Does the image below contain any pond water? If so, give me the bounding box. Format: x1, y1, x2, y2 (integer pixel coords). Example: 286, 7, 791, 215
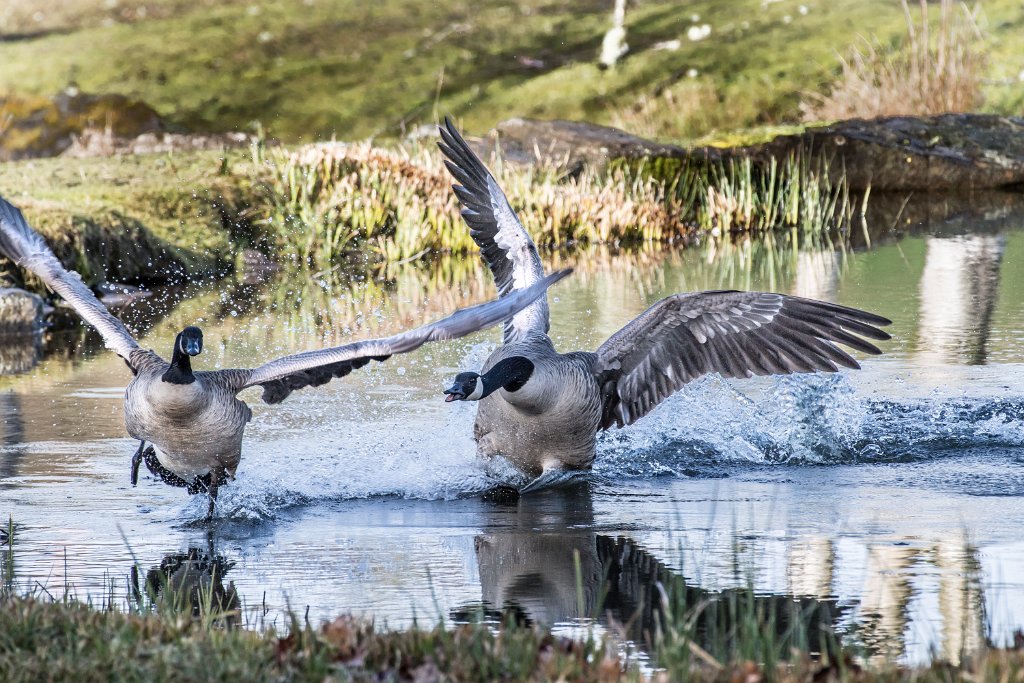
3, 199, 1024, 665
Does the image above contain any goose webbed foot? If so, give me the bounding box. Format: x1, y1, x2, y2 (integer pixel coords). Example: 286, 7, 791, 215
130, 440, 146, 486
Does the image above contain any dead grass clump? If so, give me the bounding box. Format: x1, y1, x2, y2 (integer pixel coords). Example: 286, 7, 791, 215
801, 0, 987, 121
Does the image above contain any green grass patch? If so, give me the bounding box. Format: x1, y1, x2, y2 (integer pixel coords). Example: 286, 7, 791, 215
0, 150, 257, 288
1, 0, 1021, 144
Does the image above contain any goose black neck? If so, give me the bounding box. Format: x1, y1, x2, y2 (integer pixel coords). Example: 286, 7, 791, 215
481, 356, 534, 398
162, 339, 196, 385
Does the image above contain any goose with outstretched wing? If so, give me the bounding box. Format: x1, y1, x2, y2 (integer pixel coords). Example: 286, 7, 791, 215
437, 118, 891, 483
0, 195, 570, 518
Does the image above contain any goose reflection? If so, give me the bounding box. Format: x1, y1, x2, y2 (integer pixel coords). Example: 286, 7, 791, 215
457, 487, 844, 655
130, 535, 240, 626
471, 488, 601, 624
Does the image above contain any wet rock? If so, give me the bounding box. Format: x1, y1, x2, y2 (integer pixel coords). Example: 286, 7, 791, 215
0, 287, 44, 334
0, 89, 163, 160
481, 117, 689, 173
718, 114, 1024, 191
0, 287, 44, 375
484, 115, 1024, 192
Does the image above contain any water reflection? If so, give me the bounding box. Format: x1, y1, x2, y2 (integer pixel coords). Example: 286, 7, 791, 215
470, 489, 601, 625
0, 390, 24, 483
856, 537, 985, 665
0, 333, 40, 375
130, 535, 241, 626
917, 234, 1006, 367
459, 488, 846, 659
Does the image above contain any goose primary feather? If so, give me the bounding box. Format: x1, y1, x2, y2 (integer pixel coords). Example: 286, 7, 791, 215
437, 118, 892, 481
0, 195, 570, 518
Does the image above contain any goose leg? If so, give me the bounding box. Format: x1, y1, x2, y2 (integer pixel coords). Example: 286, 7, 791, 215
130, 440, 146, 486
205, 467, 225, 522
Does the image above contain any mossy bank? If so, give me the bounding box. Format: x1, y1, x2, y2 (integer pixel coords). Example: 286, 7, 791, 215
0, 151, 254, 289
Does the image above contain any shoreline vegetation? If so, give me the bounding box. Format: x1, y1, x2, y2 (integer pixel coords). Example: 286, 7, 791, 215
0, 138, 862, 292
3, 570, 1024, 682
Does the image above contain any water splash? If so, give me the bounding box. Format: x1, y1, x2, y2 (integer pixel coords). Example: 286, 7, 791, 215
166, 368, 1024, 523
596, 374, 1024, 479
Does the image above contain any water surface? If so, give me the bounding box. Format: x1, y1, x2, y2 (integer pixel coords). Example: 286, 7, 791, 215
3, 203, 1024, 664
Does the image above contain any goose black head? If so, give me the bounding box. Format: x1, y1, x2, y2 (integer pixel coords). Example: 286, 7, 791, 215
444, 371, 482, 402
177, 326, 204, 357
163, 326, 204, 384
444, 357, 535, 403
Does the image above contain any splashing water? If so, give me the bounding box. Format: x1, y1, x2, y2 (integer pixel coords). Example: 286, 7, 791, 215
167, 368, 1024, 524
596, 372, 1024, 478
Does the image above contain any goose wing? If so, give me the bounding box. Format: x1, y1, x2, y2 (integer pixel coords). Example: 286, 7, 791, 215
438, 117, 549, 343
242, 269, 572, 404
593, 291, 891, 429
0, 196, 139, 361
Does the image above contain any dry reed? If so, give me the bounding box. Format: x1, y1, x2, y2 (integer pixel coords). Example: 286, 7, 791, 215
801, 0, 986, 121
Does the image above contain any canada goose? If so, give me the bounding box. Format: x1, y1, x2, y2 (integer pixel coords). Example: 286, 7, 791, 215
0, 195, 570, 518
437, 118, 891, 483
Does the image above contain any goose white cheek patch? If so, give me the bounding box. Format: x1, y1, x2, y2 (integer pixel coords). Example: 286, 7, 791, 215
467, 382, 485, 401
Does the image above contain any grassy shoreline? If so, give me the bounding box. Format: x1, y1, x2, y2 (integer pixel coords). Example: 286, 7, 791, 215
0, 138, 861, 291
3, 591, 1024, 682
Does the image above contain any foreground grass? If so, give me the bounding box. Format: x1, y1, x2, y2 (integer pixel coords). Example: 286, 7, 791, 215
0, 597, 631, 682
1, 0, 1022, 143
5, 594, 1024, 682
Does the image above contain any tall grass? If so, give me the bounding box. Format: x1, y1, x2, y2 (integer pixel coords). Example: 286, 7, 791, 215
251, 138, 861, 271
252, 139, 687, 270
801, 0, 987, 121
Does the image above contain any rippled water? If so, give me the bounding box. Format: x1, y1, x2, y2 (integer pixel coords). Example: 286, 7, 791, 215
3, 201, 1024, 664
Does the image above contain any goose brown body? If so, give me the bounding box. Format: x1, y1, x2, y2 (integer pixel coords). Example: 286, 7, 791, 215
474, 334, 601, 475
124, 350, 252, 482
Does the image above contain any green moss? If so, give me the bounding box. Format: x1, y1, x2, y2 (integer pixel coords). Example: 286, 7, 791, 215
0, 151, 256, 289
0, 92, 162, 159
0, 0, 1020, 144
